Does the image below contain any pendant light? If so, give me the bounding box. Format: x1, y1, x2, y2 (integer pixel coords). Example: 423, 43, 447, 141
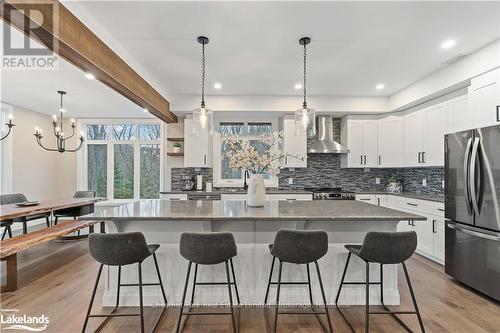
192, 36, 214, 135
295, 37, 315, 137
33, 91, 84, 153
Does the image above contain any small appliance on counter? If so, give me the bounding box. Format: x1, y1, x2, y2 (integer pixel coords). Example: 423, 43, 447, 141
196, 175, 203, 191
182, 175, 196, 191
206, 182, 213, 192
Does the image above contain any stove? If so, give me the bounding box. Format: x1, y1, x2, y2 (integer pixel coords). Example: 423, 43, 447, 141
305, 187, 356, 200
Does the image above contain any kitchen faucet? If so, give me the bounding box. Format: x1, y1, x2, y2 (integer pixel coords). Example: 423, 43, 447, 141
243, 170, 250, 190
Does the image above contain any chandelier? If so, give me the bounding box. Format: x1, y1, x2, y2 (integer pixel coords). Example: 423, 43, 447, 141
33, 91, 84, 153
0, 114, 15, 141
192, 36, 214, 135
295, 37, 316, 137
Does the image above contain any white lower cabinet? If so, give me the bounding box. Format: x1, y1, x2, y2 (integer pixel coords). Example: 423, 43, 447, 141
379, 195, 445, 264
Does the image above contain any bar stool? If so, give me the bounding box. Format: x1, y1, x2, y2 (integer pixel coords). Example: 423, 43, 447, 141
335, 231, 425, 333
82, 232, 167, 333
264, 229, 333, 333
176, 232, 240, 333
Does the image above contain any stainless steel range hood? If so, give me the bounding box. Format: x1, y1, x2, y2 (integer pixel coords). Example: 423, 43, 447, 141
308, 116, 349, 154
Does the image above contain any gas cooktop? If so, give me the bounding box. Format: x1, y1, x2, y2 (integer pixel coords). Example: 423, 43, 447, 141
305, 187, 356, 200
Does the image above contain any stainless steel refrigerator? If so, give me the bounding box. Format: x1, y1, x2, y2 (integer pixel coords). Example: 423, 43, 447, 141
445, 124, 500, 301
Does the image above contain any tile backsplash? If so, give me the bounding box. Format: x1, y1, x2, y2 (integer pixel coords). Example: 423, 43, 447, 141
170, 118, 444, 196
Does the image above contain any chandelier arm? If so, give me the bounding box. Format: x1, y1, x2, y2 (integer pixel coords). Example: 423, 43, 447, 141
65, 126, 76, 140
35, 136, 59, 152
0, 127, 12, 141
64, 139, 84, 153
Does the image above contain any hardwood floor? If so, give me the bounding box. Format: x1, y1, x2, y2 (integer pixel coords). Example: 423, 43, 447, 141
1, 240, 499, 333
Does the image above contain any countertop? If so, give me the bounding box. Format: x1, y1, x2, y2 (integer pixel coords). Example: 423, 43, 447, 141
81, 199, 425, 222
160, 189, 313, 195
355, 191, 444, 203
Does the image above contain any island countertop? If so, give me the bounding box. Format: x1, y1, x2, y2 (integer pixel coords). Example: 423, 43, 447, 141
82, 199, 425, 222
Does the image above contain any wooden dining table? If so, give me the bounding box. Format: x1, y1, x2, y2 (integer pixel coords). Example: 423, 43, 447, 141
0, 197, 104, 222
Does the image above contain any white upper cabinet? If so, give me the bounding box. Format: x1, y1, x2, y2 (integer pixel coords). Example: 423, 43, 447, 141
449, 95, 471, 132
378, 115, 403, 167
422, 102, 448, 166
403, 110, 423, 167
469, 69, 500, 128
184, 117, 213, 168
340, 116, 378, 168
281, 116, 307, 168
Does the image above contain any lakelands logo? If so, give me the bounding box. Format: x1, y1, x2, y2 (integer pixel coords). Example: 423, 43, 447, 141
1, 0, 59, 70
0, 309, 49, 331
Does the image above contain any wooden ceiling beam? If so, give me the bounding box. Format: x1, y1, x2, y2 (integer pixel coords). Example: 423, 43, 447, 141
1, 0, 177, 123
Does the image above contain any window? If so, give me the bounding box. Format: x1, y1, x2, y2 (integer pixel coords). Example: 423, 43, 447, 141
81, 121, 162, 200
214, 119, 278, 187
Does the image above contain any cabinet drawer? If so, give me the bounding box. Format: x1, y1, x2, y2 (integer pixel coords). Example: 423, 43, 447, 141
355, 194, 376, 204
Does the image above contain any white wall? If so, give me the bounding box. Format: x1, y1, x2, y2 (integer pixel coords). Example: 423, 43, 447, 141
8, 104, 77, 200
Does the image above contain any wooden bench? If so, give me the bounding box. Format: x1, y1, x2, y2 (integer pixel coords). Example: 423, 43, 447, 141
0, 219, 104, 293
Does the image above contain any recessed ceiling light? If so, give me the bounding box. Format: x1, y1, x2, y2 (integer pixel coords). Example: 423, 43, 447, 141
143, 108, 148, 113
214, 82, 222, 89
294, 83, 303, 90
441, 39, 456, 50
85, 72, 95, 80
375, 83, 385, 90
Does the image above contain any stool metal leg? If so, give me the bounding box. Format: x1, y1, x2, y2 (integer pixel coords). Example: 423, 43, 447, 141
190, 263, 198, 307
229, 258, 241, 305
273, 260, 283, 333
380, 264, 384, 305
365, 261, 370, 333
306, 263, 314, 306
22, 221, 27, 234
46, 217, 50, 228
116, 266, 122, 309
175, 262, 192, 333
335, 251, 352, 306
138, 262, 145, 333
264, 256, 276, 305
225, 261, 237, 333
314, 261, 334, 333
402, 262, 425, 333
82, 264, 104, 333
153, 253, 168, 305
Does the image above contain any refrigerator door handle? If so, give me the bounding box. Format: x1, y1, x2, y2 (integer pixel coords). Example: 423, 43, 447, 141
470, 137, 481, 216
447, 223, 500, 241
463, 138, 473, 215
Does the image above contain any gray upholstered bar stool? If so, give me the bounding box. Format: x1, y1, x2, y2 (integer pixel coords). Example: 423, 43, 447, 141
82, 232, 167, 333
264, 229, 333, 333
176, 232, 240, 333
335, 231, 425, 333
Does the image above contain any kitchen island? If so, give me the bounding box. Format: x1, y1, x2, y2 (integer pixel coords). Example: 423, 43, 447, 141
82, 200, 425, 307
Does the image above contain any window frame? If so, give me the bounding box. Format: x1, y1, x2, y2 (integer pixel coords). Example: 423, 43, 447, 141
213, 116, 278, 188
77, 119, 164, 201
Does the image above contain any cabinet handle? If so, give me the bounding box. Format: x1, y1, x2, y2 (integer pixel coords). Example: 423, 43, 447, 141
364, 155, 367, 165
432, 220, 436, 233
437, 208, 444, 212
406, 202, 418, 206
359, 198, 371, 201
360, 155, 363, 165
204, 154, 207, 165
285, 156, 288, 165
497, 105, 500, 122
377, 198, 380, 206
378, 155, 381, 165
422, 151, 426, 163
418, 152, 422, 163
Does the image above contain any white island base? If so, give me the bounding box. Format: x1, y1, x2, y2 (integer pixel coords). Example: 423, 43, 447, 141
101, 219, 400, 307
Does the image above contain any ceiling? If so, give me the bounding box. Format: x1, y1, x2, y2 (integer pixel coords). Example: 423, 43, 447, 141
0, 22, 151, 119
68, 1, 500, 98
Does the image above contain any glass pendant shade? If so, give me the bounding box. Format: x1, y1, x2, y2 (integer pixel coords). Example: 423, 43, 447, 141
295, 107, 315, 137
192, 107, 214, 135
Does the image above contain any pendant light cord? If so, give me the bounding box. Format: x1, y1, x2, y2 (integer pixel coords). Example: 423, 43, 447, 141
59, 91, 64, 132
302, 42, 307, 109
201, 41, 206, 108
